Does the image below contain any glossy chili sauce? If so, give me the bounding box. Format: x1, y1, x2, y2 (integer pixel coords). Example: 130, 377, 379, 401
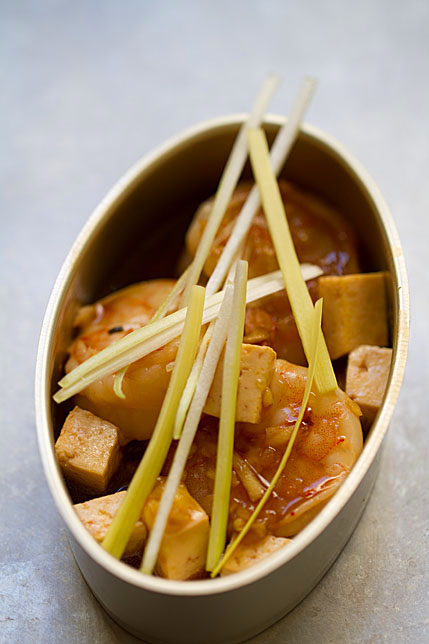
182, 366, 350, 540
68, 180, 362, 536
188, 179, 360, 365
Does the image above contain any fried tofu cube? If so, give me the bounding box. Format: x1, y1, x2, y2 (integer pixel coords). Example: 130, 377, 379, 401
74, 491, 147, 556
220, 535, 291, 576
205, 343, 276, 424
318, 272, 389, 359
346, 344, 392, 426
55, 406, 120, 494
143, 479, 209, 580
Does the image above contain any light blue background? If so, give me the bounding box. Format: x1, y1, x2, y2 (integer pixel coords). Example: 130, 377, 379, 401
1, 1, 427, 642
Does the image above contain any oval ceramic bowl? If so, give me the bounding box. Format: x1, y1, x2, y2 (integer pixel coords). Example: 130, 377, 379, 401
35, 115, 409, 644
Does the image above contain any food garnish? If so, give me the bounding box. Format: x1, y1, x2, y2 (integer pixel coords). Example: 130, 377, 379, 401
246, 127, 337, 394
101, 285, 205, 558
206, 76, 317, 297
211, 297, 323, 576
173, 325, 213, 440
206, 261, 248, 571
51, 76, 389, 581
180, 75, 279, 306
140, 264, 242, 574
54, 265, 321, 403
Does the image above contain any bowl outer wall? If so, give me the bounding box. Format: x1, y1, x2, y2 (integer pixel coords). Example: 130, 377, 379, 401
68, 448, 381, 644
35, 114, 409, 643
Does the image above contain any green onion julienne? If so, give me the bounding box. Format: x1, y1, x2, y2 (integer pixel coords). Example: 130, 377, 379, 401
101, 284, 205, 559
211, 297, 323, 577
246, 127, 337, 395
206, 77, 317, 298
173, 248, 245, 441
206, 260, 248, 571
173, 324, 213, 440
113, 75, 278, 398
54, 267, 322, 404
180, 75, 279, 307
140, 263, 242, 575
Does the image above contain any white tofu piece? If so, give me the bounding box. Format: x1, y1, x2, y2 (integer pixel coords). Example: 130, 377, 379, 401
220, 535, 291, 576
143, 479, 209, 580
55, 406, 120, 494
205, 343, 276, 424
346, 344, 392, 427
74, 491, 147, 556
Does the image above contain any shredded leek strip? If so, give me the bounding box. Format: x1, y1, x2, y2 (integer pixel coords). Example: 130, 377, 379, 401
173, 250, 244, 440
206, 261, 248, 571
152, 265, 192, 321
113, 367, 127, 399
58, 269, 282, 390
173, 323, 213, 439
181, 76, 279, 307
211, 298, 323, 577
140, 271, 237, 575
206, 77, 317, 297
101, 285, 205, 559
246, 127, 337, 394
113, 77, 277, 401
53, 265, 322, 403
174, 248, 244, 440
112, 267, 192, 399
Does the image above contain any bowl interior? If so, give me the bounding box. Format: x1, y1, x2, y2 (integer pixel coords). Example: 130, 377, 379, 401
66, 120, 393, 303
38, 115, 408, 595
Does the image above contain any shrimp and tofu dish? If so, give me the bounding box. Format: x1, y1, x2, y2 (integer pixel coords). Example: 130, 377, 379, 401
53, 114, 392, 581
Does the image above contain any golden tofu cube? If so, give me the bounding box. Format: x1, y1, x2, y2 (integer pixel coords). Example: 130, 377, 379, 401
143, 479, 209, 580
74, 491, 147, 556
220, 535, 291, 576
318, 272, 389, 359
55, 406, 120, 494
346, 344, 392, 426
205, 343, 276, 424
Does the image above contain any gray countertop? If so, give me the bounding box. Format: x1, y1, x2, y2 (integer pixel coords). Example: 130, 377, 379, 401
1, 1, 428, 642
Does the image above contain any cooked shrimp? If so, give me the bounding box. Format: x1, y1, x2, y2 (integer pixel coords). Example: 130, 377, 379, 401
186, 180, 360, 365
186, 180, 360, 280
183, 359, 363, 538
65, 279, 179, 443
244, 290, 310, 365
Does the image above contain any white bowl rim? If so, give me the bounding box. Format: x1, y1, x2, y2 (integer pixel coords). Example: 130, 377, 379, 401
35, 113, 409, 597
